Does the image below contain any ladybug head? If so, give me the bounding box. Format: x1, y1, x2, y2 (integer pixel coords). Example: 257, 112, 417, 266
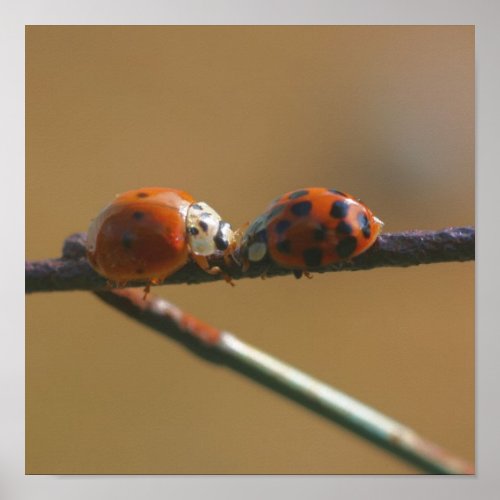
239, 214, 269, 265
186, 202, 234, 257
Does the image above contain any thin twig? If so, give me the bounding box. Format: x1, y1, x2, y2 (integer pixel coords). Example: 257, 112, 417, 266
94, 288, 475, 475
25, 226, 474, 293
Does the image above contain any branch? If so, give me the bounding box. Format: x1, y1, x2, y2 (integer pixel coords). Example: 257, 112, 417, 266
25, 226, 474, 293
93, 287, 475, 475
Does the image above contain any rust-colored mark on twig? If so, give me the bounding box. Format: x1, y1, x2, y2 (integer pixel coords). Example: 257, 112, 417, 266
100, 288, 222, 345
389, 427, 475, 475
178, 313, 221, 345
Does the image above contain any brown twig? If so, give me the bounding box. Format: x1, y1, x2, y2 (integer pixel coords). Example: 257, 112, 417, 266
25, 226, 475, 293
93, 288, 475, 475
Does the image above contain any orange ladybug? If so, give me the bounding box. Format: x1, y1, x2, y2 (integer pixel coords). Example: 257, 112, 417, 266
86, 187, 235, 288
239, 187, 383, 277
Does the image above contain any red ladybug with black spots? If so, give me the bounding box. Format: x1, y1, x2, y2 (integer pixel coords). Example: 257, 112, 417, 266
239, 187, 383, 276
86, 187, 235, 289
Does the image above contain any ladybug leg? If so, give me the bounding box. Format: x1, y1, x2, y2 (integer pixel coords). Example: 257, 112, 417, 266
192, 254, 235, 287
143, 277, 161, 300
240, 257, 251, 273
224, 239, 241, 268
192, 254, 221, 274
260, 265, 271, 280
234, 222, 249, 242
222, 274, 236, 287
292, 270, 313, 279
227, 222, 248, 268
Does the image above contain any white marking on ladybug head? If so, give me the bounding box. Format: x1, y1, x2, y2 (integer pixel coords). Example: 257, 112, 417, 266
240, 213, 270, 263
186, 202, 234, 256
247, 241, 267, 262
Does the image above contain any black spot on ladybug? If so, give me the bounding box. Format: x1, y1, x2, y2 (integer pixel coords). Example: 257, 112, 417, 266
314, 224, 327, 241
276, 239, 292, 254
214, 235, 228, 251
303, 247, 323, 267
214, 222, 229, 251
132, 211, 144, 220
288, 189, 309, 200
191, 203, 203, 210
328, 188, 347, 197
199, 220, 209, 232
336, 236, 357, 258
137, 192, 149, 198
358, 212, 371, 238
275, 219, 292, 234
336, 220, 353, 235
330, 200, 349, 218
291, 200, 312, 217
121, 231, 135, 249
188, 226, 199, 235
266, 203, 286, 221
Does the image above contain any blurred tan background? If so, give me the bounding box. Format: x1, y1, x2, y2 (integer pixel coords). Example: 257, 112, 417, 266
26, 26, 474, 474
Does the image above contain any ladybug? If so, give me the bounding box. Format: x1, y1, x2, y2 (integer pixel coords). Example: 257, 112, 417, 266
86, 187, 235, 289
239, 187, 383, 276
